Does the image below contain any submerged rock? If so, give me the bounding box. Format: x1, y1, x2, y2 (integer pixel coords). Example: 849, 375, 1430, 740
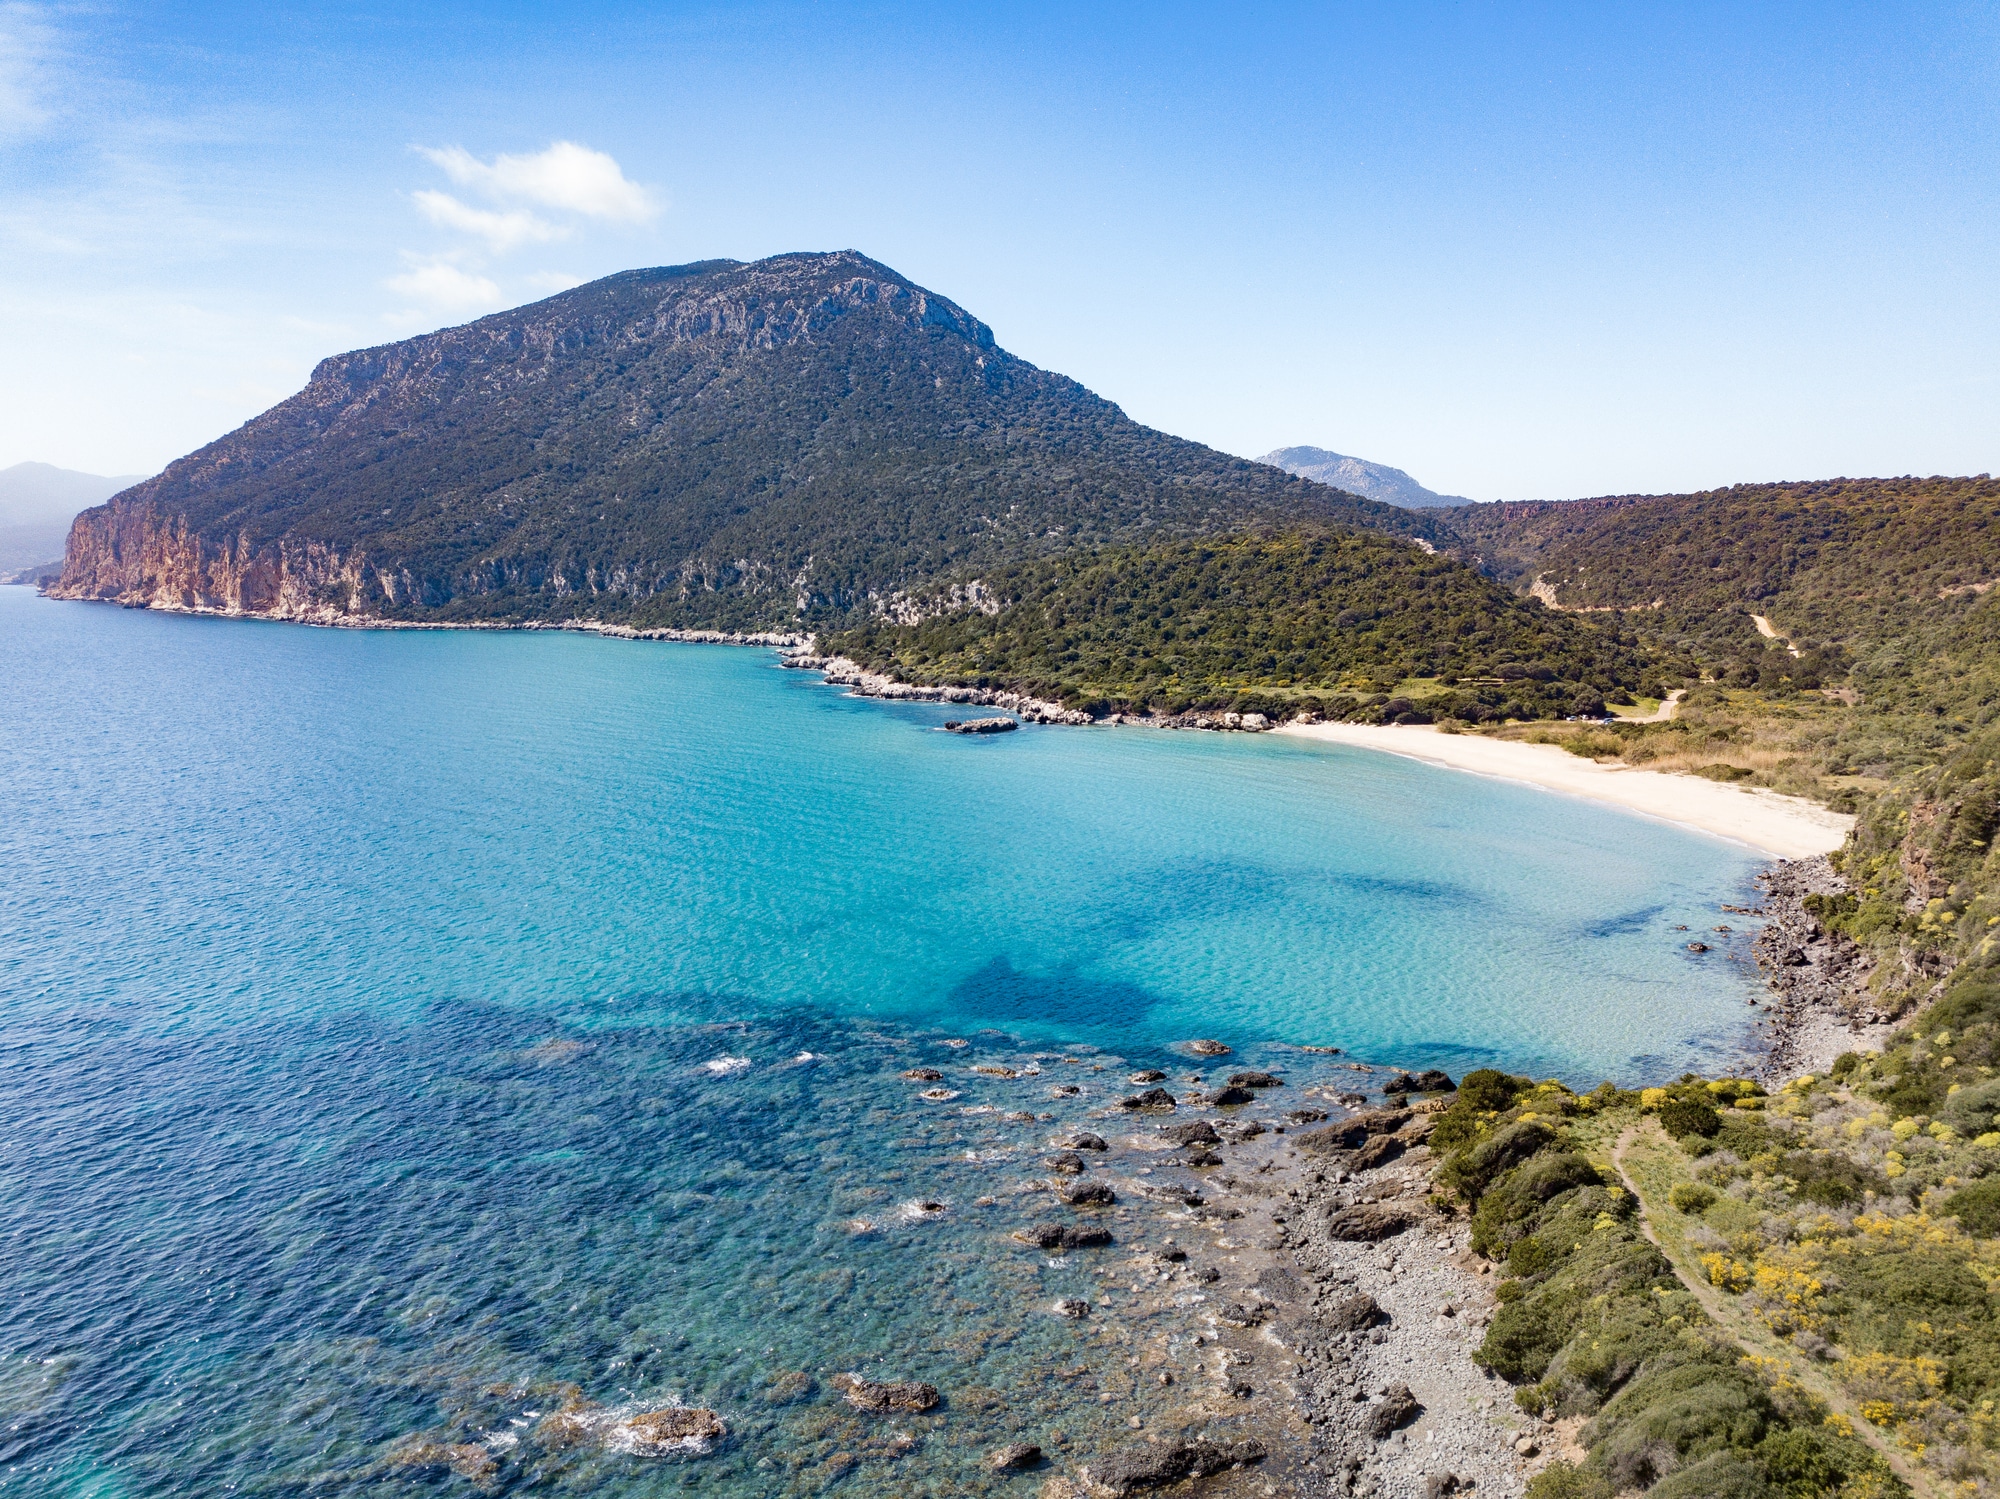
833, 1374, 941, 1413
1014, 1222, 1113, 1251
1184, 1039, 1233, 1057
1080, 1437, 1265, 1493
1226, 1071, 1283, 1089
1128, 1069, 1167, 1083
387, 1438, 499, 1481
614, 1406, 728, 1455
1052, 1297, 1091, 1318
1059, 1181, 1116, 1206
987, 1442, 1043, 1470
902, 1066, 945, 1081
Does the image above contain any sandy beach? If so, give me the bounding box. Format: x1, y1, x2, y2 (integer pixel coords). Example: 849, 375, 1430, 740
1276, 722, 1852, 861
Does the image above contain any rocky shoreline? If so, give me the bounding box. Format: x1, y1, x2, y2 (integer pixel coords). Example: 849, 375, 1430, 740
779, 651, 1282, 733
1000, 1083, 1550, 1499
1748, 854, 1891, 1080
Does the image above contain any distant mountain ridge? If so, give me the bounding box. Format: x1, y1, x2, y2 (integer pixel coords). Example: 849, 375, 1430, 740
1258, 446, 1471, 509
53, 252, 1435, 629
1, 463, 144, 578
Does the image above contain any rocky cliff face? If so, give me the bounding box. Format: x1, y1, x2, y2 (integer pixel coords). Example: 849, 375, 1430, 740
56, 503, 374, 620
52, 251, 1413, 629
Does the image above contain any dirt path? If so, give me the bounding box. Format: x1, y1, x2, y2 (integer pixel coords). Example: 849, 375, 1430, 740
1609, 1124, 1941, 1499
1750, 613, 1802, 658
1638, 688, 1685, 723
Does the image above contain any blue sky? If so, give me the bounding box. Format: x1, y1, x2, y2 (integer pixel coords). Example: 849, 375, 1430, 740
2, 1, 1995, 497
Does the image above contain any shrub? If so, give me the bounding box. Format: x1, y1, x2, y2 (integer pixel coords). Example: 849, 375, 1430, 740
1458, 1068, 1531, 1112
1753, 1425, 1894, 1497
1442, 1119, 1558, 1205
1778, 1150, 1886, 1207
1471, 1153, 1604, 1255
1943, 1178, 2000, 1235
1588, 1359, 1774, 1489
1523, 1462, 1614, 1499
1659, 1098, 1723, 1140
1645, 1451, 1775, 1498
1668, 1182, 1718, 1214
1830, 1050, 1863, 1078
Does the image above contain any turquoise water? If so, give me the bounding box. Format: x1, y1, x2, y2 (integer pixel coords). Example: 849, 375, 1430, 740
0, 587, 1764, 1495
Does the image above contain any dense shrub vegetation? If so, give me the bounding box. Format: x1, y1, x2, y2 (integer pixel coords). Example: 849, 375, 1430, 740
819, 530, 1679, 719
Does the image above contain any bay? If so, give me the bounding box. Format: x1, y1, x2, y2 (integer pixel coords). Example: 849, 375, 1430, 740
0, 587, 1761, 1495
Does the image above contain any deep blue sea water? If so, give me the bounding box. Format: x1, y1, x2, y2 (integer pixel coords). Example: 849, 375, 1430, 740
0, 587, 1766, 1496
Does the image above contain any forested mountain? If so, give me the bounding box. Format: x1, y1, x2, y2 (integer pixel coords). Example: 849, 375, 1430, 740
1259, 446, 1471, 508
1442, 476, 2000, 648
823, 528, 1674, 719
52, 252, 1433, 629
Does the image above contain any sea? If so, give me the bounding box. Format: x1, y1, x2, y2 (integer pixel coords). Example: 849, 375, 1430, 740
0, 586, 1765, 1496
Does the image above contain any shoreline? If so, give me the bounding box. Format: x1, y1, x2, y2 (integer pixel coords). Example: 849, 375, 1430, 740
1274, 721, 1852, 862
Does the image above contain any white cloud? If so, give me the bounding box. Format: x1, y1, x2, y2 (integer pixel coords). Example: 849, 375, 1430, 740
523, 270, 587, 293
0, 2, 60, 137
412, 189, 563, 251
416, 141, 657, 223
384, 257, 503, 312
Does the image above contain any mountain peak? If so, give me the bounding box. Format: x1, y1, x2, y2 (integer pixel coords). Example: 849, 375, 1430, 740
1259, 446, 1471, 510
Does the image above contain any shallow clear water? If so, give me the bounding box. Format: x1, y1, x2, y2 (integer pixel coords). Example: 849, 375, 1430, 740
0, 588, 1765, 1494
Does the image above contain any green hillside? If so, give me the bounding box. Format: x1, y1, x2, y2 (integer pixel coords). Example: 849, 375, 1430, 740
822, 528, 1681, 720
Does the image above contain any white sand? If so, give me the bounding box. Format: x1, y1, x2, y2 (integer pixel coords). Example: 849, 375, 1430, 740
1276, 722, 1852, 860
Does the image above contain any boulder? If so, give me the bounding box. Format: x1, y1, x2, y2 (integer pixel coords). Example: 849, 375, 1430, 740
1128, 1069, 1167, 1083
1047, 1151, 1086, 1175
1209, 1086, 1255, 1106
1287, 1108, 1330, 1124
943, 718, 1018, 734
1226, 1071, 1283, 1089
1322, 1293, 1386, 1332
1348, 1135, 1405, 1171
1383, 1069, 1456, 1094
833, 1374, 941, 1413
617, 1406, 728, 1453
1059, 1181, 1116, 1206
1185, 1147, 1222, 1166
1080, 1438, 1266, 1494
1053, 1297, 1091, 1318
901, 1067, 944, 1081
1013, 1222, 1114, 1251
1118, 1087, 1177, 1111
1425, 1475, 1462, 1498
1157, 1120, 1221, 1146
1367, 1383, 1423, 1438
1185, 1039, 1233, 1057
1064, 1132, 1110, 1151
988, 1442, 1043, 1470
1325, 1204, 1418, 1241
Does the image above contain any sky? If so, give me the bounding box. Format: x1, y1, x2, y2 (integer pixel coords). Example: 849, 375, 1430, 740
1, 1, 1995, 500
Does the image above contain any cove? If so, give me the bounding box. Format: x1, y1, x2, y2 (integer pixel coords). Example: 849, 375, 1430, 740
0, 587, 1761, 1082
0, 586, 1769, 1496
